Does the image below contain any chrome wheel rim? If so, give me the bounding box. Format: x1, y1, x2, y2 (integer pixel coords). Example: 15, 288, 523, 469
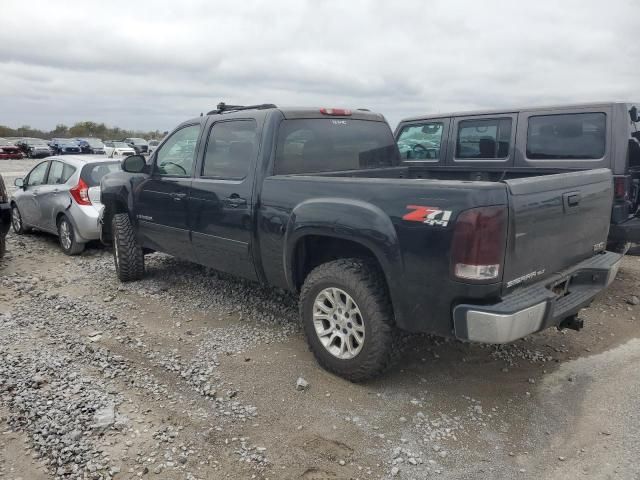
313, 287, 365, 360
59, 220, 72, 250
11, 207, 21, 232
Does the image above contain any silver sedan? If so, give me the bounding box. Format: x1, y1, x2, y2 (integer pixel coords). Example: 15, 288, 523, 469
10, 156, 121, 255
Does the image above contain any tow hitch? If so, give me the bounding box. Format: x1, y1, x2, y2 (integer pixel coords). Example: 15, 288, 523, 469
558, 315, 584, 332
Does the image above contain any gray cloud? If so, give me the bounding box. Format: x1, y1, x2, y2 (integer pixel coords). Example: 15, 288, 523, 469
1, 0, 638, 132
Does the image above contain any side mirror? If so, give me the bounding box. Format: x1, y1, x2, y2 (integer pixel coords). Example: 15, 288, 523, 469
14, 178, 24, 188
630, 106, 639, 123
121, 155, 147, 173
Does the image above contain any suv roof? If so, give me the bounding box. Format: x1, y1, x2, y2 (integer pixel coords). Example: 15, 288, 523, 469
401, 101, 639, 123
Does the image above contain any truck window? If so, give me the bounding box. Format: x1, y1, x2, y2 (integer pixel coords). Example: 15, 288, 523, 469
154, 124, 200, 177
202, 120, 258, 179
274, 119, 399, 174
456, 118, 512, 159
396, 122, 444, 161
526, 113, 606, 160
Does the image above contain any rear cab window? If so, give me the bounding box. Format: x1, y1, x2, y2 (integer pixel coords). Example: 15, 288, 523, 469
274, 119, 399, 175
81, 162, 121, 187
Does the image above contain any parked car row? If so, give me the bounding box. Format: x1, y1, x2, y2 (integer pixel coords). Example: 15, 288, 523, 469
0, 136, 160, 159
5, 101, 637, 381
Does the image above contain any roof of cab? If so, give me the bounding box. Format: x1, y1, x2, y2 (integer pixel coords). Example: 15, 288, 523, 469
400, 101, 639, 123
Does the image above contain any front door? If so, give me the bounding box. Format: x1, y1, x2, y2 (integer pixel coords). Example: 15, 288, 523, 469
189, 119, 259, 280
135, 123, 202, 259
39, 160, 75, 232
18, 160, 50, 228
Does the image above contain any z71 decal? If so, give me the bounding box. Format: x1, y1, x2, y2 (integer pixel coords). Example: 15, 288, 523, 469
403, 205, 452, 227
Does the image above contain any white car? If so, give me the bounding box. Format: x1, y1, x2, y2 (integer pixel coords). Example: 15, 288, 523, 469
103, 141, 136, 158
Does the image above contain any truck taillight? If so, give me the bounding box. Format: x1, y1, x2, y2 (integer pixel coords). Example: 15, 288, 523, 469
451, 206, 507, 282
69, 178, 91, 205
320, 108, 352, 116
613, 176, 629, 201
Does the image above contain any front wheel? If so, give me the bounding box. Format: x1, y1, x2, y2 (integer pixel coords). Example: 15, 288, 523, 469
112, 213, 144, 281
58, 215, 84, 255
299, 258, 396, 382
11, 204, 30, 235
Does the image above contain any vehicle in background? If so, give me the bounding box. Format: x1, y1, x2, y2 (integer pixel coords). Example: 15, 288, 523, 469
11, 156, 120, 255
123, 137, 149, 155
395, 102, 640, 251
147, 139, 160, 154
15, 138, 53, 158
100, 103, 621, 381
0, 174, 9, 257
49, 139, 82, 155
76, 138, 106, 155
0, 138, 24, 159
103, 141, 136, 158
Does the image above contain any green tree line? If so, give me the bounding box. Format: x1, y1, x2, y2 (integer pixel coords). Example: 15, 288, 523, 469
0, 121, 166, 141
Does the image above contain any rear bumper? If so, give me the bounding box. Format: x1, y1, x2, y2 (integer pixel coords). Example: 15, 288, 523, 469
609, 217, 640, 243
453, 251, 622, 343
66, 203, 103, 243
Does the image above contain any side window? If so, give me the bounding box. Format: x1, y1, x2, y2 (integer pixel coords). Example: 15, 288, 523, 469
26, 161, 49, 187
47, 161, 76, 185
154, 125, 201, 176
396, 122, 444, 161
456, 118, 512, 159
202, 120, 258, 179
526, 113, 606, 160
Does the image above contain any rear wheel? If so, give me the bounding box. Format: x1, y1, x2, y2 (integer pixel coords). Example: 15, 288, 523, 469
112, 213, 144, 281
57, 215, 84, 255
0, 235, 5, 258
300, 258, 396, 382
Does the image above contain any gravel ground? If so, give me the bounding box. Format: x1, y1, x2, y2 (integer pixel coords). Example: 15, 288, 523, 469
1, 158, 640, 479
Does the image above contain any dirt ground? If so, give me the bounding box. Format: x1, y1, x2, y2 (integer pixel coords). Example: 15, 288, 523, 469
1, 159, 639, 480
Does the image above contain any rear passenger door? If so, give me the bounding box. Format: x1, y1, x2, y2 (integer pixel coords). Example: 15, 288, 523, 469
189, 119, 260, 280
447, 114, 517, 168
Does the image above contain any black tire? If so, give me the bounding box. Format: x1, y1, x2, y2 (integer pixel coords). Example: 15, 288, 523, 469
112, 213, 144, 281
300, 258, 396, 382
57, 215, 85, 255
11, 204, 30, 235
0, 235, 5, 258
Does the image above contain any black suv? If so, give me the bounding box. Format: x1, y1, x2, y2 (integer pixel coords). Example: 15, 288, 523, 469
395, 102, 640, 250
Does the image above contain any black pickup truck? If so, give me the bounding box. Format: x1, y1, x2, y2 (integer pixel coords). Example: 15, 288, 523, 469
100, 103, 622, 381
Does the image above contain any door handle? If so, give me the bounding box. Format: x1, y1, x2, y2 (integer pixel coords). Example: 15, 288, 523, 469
225, 194, 247, 208
563, 191, 581, 211
170, 192, 187, 201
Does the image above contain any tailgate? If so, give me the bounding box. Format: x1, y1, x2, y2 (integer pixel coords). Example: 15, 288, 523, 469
502, 169, 612, 293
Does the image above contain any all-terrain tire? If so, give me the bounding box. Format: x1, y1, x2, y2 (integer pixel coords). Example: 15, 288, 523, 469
299, 258, 396, 382
0, 235, 5, 258
112, 213, 144, 282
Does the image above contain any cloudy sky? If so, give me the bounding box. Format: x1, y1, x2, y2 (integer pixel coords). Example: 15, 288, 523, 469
1, 0, 638, 132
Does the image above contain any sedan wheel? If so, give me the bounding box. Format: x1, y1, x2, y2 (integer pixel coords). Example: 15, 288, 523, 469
11, 205, 28, 234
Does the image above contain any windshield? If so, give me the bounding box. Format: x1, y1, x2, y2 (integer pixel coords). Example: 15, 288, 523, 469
82, 138, 103, 147
27, 139, 48, 146
129, 138, 147, 145
274, 119, 399, 174
80, 162, 121, 187
113, 142, 130, 148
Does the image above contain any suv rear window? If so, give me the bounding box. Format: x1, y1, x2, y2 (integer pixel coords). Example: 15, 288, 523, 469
527, 113, 606, 159
80, 162, 121, 187
274, 119, 399, 174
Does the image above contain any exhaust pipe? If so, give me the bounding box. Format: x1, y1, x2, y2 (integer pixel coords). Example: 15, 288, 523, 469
558, 315, 584, 332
